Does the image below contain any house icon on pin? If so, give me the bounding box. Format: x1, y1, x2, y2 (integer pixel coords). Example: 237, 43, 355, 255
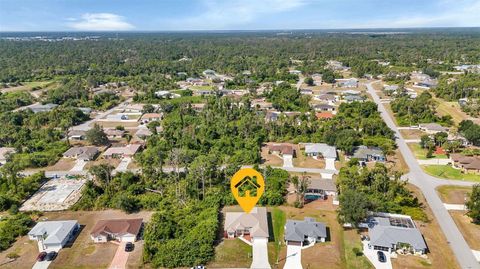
234, 176, 261, 197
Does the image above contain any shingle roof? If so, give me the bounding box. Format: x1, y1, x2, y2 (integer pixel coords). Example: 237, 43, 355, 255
368, 216, 427, 251
224, 207, 269, 238
63, 146, 99, 159
419, 123, 448, 132
307, 178, 337, 192
353, 146, 384, 159
304, 143, 337, 159
285, 217, 327, 242
91, 218, 143, 237
29, 220, 78, 245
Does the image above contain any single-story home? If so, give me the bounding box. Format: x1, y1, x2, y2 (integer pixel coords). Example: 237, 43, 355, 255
305, 178, 337, 200
313, 104, 336, 112
103, 144, 142, 159
300, 89, 313, 95
315, 112, 334, 120
90, 218, 143, 243
450, 154, 480, 174
265, 111, 281, 122
191, 103, 206, 112
344, 95, 365, 103
224, 207, 269, 241
415, 79, 438, 89
312, 73, 323, 85
0, 147, 15, 165
104, 129, 125, 139
336, 78, 358, 88
314, 93, 337, 105
367, 213, 427, 254
384, 85, 399, 93
352, 146, 386, 163
78, 107, 92, 115
267, 143, 295, 158
28, 220, 79, 251
342, 89, 361, 96
418, 123, 449, 134
63, 146, 99, 161
29, 103, 58, 114
304, 143, 337, 170
68, 129, 87, 140
284, 217, 327, 246
135, 127, 153, 138
140, 113, 162, 124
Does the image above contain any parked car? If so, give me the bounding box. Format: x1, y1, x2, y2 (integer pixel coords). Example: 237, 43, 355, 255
191, 266, 206, 269
125, 242, 134, 252
36, 252, 47, 261
377, 251, 386, 263
45, 251, 57, 261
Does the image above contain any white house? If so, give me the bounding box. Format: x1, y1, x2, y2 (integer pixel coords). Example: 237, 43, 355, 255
304, 143, 337, 170
28, 220, 79, 252
90, 218, 143, 243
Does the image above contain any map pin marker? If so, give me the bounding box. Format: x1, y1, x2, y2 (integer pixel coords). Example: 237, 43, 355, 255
231, 168, 265, 213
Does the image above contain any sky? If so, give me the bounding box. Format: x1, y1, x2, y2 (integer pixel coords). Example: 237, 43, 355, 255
1, 0, 480, 31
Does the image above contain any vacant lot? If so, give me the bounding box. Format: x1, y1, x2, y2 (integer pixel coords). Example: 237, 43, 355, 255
395, 185, 461, 269
386, 148, 410, 174
0, 81, 54, 94
450, 211, 480, 250
400, 129, 425, 140
408, 143, 448, 160
423, 165, 480, 182
436, 185, 472, 204
435, 99, 480, 125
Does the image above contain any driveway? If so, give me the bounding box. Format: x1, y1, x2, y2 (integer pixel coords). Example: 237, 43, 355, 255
416, 159, 451, 165
115, 157, 132, 172
362, 241, 392, 269
32, 260, 52, 269
70, 159, 87, 172
282, 155, 293, 168
283, 244, 302, 269
366, 82, 480, 269
109, 242, 130, 269
251, 237, 271, 269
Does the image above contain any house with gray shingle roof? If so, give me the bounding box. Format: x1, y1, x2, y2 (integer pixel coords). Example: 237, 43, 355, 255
28, 220, 79, 251
367, 213, 427, 254
352, 146, 385, 163
284, 217, 327, 246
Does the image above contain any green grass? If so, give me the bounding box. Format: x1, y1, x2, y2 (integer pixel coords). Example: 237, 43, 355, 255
208, 238, 252, 268
270, 207, 286, 263
423, 165, 480, 182
408, 143, 448, 160
190, 85, 214, 91
342, 230, 374, 269
436, 185, 472, 203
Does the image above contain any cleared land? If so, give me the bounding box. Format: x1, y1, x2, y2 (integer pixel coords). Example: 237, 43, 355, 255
408, 143, 448, 160
400, 129, 426, 140
435, 99, 480, 125
436, 185, 472, 204
423, 165, 480, 182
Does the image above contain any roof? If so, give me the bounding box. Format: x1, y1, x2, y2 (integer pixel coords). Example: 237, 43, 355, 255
384, 85, 399, 91
68, 129, 87, 137
315, 112, 334, 119
285, 217, 327, 242
353, 146, 384, 159
268, 143, 294, 155
135, 128, 153, 137
29, 220, 78, 245
464, 158, 480, 170
0, 147, 15, 160
91, 218, 143, 238
368, 215, 427, 251
419, 123, 448, 132
103, 144, 141, 156
313, 104, 335, 110
316, 93, 336, 101
224, 207, 269, 238
104, 129, 125, 136
344, 95, 364, 101
307, 178, 337, 192
63, 147, 99, 159
304, 143, 337, 159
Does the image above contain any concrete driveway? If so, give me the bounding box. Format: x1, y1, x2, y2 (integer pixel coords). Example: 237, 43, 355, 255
282, 155, 293, 168
115, 157, 131, 172
70, 159, 87, 172
283, 244, 302, 269
32, 260, 52, 269
362, 241, 392, 269
109, 242, 130, 269
251, 237, 271, 269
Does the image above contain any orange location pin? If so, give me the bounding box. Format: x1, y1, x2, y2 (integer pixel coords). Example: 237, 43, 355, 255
231, 168, 265, 213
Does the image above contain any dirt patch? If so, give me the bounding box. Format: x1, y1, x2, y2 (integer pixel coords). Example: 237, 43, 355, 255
436, 185, 472, 204
261, 145, 284, 167
386, 149, 410, 174
400, 129, 426, 140
0, 234, 38, 269
449, 211, 480, 250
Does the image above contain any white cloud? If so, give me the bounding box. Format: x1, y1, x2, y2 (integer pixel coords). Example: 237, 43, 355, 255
172, 0, 306, 30
68, 13, 134, 31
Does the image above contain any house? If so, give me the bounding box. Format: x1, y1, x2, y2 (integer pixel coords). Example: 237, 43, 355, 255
135, 127, 153, 139
78, 107, 92, 115
68, 130, 87, 140
289, 70, 302, 75
314, 93, 337, 105
63, 146, 99, 161
458, 98, 469, 106
0, 147, 15, 165
384, 85, 399, 94
267, 143, 295, 157
312, 73, 323, 85
304, 143, 337, 170
415, 79, 438, 89
194, 90, 214, 96
104, 129, 125, 139
326, 60, 349, 71
251, 98, 273, 110
300, 89, 313, 95
366, 213, 427, 254
103, 144, 142, 159
123, 104, 144, 113
265, 111, 281, 122
315, 112, 334, 120
203, 69, 217, 78
140, 113, 162, 124
342, 89, 361, 96
90, 218, 143, 243
418, 123, 449, 134
344, 95, 365, 103
28, 220, 79, 251
224, 207, 269, 241
284, 217, 327, 246
352, 146, 386, 163
29, 103, 58, 113
155, 90, 172, 98
336, 78, 358, 88
305, 178, 337, 200
242, 70, 252, 76
450, 154, 480, 174
313, 104, 336, 112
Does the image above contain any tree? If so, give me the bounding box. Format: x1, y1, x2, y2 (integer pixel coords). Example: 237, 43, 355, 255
305, 77, 314, 86
142, 104, 155, 114
86, 124, 109, 146
466, 184, 480, 224
337, 189, 370, 227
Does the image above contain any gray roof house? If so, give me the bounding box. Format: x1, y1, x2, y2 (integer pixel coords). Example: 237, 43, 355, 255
63, 146, 99, 161
418, 123, 449, 134
313, 104, 336, 112
285, 217, 327, 246
304, 143, 337, 170
28, 220, 80, 251
352, 146, 385, 163
29, 103, 59, 113
344, 95, 365, 103
305, 178, 337, 200
367, 213, 427, 254
68, 130, 87, 140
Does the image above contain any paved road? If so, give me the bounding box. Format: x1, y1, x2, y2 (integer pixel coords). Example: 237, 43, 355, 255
71, 98, 133, 131
366, 82, 479, 269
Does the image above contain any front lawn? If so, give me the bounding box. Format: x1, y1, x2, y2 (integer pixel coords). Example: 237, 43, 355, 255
408, 143, 448, 160
423, 165, 480, 182
208, 238, 252, 268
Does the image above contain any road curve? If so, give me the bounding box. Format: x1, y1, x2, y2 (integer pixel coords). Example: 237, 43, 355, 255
366, 82, 479, 269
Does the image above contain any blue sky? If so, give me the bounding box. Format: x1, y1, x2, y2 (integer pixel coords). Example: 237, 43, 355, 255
1, 0, 479, 31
